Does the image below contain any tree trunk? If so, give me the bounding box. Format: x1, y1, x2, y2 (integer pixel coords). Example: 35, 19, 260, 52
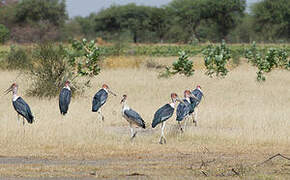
133, 32, 137, 43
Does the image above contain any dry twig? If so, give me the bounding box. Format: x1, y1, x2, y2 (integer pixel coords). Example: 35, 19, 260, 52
258, 153, 290, 166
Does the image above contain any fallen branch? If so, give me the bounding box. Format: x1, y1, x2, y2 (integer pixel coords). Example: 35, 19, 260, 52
231, 168, 240, 176
127, 172, 145, 177
201, 170, 208, 177
258, 153, 290, 166
200, 158, 216, 169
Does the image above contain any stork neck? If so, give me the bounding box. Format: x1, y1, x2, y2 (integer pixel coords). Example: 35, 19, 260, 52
64, 85, 71, 91
103, 88, 108, 93
185, 97, 190, 103
169, 102, 175, 108
122, 101, 130, 111
196, 88, 202, 93
12, 94, 19, 101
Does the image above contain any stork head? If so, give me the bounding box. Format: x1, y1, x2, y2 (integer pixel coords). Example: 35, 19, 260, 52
171, 93, 182, 103
196, 85, 201, 89
64, 81, 70, 87
184, 90, 191, 98
120, 94, 127, 104
102, 84, 117, 96
65, 80, 70, 87
102, 84, 109, 89
4, 83, 18, 95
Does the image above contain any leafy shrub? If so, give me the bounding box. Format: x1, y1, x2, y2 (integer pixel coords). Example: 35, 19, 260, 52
66, 38, 101, 76
28, 39, 102, 98
0, 24, 10, 44
159, 51, 194, 78
202, 40, 231, 77
6, 45, 31, 70
28, 43, 74, 98
245, 42, 289, 81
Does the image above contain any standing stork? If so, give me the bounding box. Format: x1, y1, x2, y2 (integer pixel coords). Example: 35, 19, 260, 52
176, 90, 192, 132
4, 83, 34, 125
59, 81, 71, 116
121, 95, 145, 140
152, 93, 183, 144
92, 84, 116, 121
190, 85, 203, 126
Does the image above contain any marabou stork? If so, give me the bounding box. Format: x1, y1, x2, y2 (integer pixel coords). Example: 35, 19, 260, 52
190, 85, 203, 126
92, 84, 116, 121
4, 83, 34, 125
176, 90, 194, 132
121, 95, 146, 139
59, 81, 71, 116
152, 93, 183, 144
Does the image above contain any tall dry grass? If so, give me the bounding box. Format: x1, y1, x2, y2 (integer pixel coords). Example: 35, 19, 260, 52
0, 57, 289, 160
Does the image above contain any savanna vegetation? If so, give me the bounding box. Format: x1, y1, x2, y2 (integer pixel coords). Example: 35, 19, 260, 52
0, 0, 289, 179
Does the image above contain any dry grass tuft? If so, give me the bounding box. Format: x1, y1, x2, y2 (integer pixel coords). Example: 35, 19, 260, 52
101, 56, 143, 69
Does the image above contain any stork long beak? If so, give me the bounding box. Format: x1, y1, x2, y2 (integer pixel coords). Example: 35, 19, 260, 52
176, 97, 185, 104
120, 98, 125, 104
108, 90, 117, 97
4, 86, 12, 95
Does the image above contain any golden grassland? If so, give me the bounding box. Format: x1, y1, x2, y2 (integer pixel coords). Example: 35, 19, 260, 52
0, 56, 289, 179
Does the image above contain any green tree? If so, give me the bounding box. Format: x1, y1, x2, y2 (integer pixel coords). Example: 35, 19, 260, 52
148, 7, 170, 43
74, 13, 97, 39
251, 0, 290, 42
167, 0, 245, 42
167, 0, 203, 42
15, 0, 67, 26
0, 24, 10, 43
95, 3, 152, 43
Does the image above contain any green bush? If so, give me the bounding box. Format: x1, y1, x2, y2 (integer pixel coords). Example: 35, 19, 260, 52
159, 51, 194, 78
0, 24, 10, 44
28, 43, 75, 98
245, 42, 289, 81
6, 45, 31, 70
28, 39, 102, 98
202, 40, 231, 78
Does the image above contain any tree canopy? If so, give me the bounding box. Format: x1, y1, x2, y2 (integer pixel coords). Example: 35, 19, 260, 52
251, 0, 290, 42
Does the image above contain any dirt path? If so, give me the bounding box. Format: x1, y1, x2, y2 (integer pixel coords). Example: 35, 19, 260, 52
1, 152, 289, 179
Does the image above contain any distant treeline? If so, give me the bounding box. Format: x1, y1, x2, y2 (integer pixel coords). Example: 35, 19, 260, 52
0, 0, 289, 44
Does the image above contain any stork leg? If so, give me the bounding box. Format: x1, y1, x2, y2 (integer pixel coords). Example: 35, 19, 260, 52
159, 122, 167, 144
22, 116, 25, 136
130, 123, 137, 140
193, 107, 198, 127
183, 116, 188, 131
22, 116, 25, 126
178, 121, 183, 133
98, 109, 104, 121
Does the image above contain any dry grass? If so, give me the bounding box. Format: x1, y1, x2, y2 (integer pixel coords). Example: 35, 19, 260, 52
0, 56, 289, 179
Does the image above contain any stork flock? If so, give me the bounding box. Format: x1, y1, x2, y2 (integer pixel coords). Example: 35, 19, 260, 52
5, 82, 203, 144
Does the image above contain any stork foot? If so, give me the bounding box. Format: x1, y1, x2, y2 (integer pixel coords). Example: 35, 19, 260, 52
159, 137, 166, 144
180, 127, 184, 133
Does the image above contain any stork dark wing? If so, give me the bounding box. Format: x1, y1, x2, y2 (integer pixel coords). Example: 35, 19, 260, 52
124, 109, 145, 128
92, 89, 108, 112
152, 104, 174, 128
176, 100, 190, 122
59, 88, 71, 115
190, 89, 203, 110
13, 97, 34, 124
